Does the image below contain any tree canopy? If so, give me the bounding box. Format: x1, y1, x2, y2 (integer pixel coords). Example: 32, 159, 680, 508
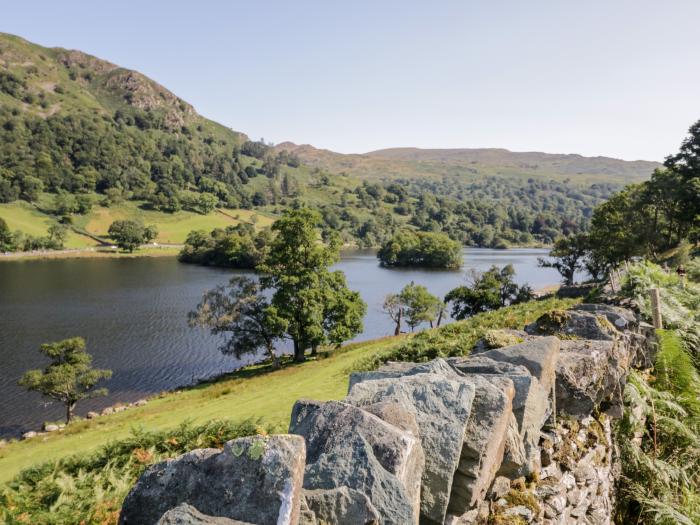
188, 276, 287, 368
18, 337, 112, 424
445, 265, 534, 320
179, 223, 272, 268
378, 230, 463, 269
108, 220, 158, 252
191, 208, 366, 364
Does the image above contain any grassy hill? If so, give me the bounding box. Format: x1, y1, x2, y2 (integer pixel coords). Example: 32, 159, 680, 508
0, 31, 660, 251
0, 196, 275, 252
275, 142, 660, 185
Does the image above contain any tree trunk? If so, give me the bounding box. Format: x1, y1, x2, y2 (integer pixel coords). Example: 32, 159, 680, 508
267, 344, 281, 369
293, 339, 305, 362
393, 310, 402, 336
65, 402, 75, 424
311, 345, 318, 357
436, 310, 444, 328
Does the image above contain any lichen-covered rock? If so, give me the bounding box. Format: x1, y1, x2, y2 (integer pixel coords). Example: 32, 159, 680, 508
449, 356, 549, 476
119, 435, 305, 525
347, 373, 475, 524
302, 487, 380, 525
289, 400, 422, 524
527, 310, 618, 341
475, 336, 560, 394
448, 374, 515, 513
156, 504, 251, 525
556, 339, 633, 416
471, 329, 529, 353
572, 304, 637, 331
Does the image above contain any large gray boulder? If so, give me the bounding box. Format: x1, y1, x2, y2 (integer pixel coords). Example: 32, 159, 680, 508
289, 399, 422, 524
556, 339, 633, 416
157, 504, 251, 525
119, 435, 306, 525
448, 374, 515, 513
449, 356, 549, 476
347, 358, 458, 392
303, 487, 380, 525
347, 372, 475, 524
474, 336, 560, 394
572, 303, 638, 331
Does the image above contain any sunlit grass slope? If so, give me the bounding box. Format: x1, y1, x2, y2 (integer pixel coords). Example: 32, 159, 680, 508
0, 296, 576, 485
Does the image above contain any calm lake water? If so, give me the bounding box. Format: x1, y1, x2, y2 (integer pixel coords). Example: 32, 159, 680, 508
0, 248, 560, 437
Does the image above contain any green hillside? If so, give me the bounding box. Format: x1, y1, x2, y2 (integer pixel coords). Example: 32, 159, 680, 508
0, 32, 660, 251
275, 142, 659, 184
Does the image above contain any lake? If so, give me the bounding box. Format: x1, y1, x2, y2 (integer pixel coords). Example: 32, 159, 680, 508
0, 248, 560, 437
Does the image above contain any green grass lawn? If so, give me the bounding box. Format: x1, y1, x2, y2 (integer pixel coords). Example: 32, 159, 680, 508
0, 201, 92, 249
0, 196, 277, 251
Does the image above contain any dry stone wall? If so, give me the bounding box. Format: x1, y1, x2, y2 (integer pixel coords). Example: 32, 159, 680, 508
119, 303, 653, 525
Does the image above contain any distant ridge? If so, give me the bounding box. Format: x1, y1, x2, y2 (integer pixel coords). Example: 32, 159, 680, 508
275, 143, 660, 183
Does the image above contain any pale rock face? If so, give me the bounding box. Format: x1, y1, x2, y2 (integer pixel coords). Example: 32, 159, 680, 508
346, 372, 475, 524
157, 503, 252, 525
119, 435, 306, 525
448, 374, 515, 513
302, 487, 380, 525
449, 356, 550, 476
289, 399, 422, 524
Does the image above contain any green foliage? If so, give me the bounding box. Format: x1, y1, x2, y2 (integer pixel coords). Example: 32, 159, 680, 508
537, 233, 588, 285
189, 276, 286, 368
18, 338, 112, 424
616, 332, 700, 524
445, 265, 534, 320
107, 219, 157, 252
0, 419, 264, 525
0, 216, 13, 251
258, 208, 366, 360
620, 260, 700, 329
178, 223, 271, 268
383, 282, 445, 333
377, 230, 462, 268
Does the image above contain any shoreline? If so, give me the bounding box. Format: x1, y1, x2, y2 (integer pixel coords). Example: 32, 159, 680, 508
2, 243, 552, 262
0, 245, 182, 262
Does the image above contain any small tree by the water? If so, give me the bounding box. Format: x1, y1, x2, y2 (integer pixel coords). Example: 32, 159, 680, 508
108, 220, 158, 252
383, 282, 445, 334
538, 233, 588, 285
445, 265, 534, 320
19, 337, 112, 424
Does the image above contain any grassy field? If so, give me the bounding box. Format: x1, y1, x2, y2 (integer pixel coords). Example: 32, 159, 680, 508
0, 201, 93, 249
0, 197, 276, 251
0, 296, 576, 487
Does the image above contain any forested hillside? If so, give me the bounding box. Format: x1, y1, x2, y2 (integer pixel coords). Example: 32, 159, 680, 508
0, 32, 659, 249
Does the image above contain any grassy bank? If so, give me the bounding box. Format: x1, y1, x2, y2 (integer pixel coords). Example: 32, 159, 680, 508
0, 296, 575, 498
0, 196, 275, 251
0, 246, 182, 261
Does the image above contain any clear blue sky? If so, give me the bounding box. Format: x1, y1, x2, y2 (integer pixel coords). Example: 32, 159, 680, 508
3, 1, 699, 161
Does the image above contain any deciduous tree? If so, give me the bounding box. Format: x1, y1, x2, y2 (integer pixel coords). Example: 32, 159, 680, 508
19, 337, 112, 424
